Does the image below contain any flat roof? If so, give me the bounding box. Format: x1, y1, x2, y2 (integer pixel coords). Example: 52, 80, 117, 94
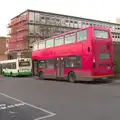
11, 9, 120, 26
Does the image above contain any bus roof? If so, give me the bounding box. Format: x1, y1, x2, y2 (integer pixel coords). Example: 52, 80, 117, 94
0, 59, 17, 64
0, 58, 31, 64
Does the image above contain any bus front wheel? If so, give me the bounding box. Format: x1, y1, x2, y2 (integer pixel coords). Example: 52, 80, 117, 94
2, 71, 4, 76
68, 72, 76, 83
39, 72, 44, 80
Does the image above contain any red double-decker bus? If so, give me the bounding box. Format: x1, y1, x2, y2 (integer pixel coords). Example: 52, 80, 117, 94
32, 26, 114, 82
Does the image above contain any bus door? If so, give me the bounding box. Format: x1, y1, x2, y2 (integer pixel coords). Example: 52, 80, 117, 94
56, 57, 64, 78
32, 60, 39, 76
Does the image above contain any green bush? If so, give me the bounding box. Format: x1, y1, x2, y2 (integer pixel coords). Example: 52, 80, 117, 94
114, 56, 120, 73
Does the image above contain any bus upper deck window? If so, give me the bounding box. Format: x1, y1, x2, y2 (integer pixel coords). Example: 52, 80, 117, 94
94, 29, 109, 39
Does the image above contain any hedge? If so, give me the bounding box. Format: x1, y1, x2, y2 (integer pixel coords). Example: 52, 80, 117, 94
114, 56, 120, 73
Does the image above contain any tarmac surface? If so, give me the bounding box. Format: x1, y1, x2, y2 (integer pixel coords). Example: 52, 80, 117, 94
0, 76, 120, 120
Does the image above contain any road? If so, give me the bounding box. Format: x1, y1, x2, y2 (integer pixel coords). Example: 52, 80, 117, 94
0, 76, 120, 120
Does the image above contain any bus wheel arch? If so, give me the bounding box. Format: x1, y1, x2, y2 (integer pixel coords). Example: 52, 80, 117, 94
68, 71, 76, 83
38, 71, 44, 80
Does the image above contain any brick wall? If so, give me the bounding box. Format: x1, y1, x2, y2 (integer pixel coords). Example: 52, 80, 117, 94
0, 37, 7, 61
0, 55, 7, 61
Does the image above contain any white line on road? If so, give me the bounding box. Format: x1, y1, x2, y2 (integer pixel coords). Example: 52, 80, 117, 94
0, 92, 56, 120
0, 103, 25, 110
34, 114, 56, 120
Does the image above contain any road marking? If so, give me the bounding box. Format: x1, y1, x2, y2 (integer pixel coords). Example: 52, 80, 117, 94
0, 103, 25, 110
0, 92, 56, 120
34, 114, 56, 120
0, 104, 6, 107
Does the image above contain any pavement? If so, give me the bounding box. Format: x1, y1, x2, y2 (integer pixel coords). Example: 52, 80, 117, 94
0, 76, 120, 120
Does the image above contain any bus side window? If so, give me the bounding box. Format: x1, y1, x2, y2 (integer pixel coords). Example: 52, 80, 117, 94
12, 62, 16, 69
64, 56, 81, 68
46, 59, 55, 68
77, 29, 87, 42
8, 63, 11, 69
39, 60, 46, 68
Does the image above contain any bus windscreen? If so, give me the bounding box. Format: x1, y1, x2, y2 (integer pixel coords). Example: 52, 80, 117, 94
94, 29, 109, 39
19, 61, 30, 67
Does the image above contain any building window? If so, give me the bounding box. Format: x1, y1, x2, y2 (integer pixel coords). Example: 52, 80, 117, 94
64, 56, 81, 68
46, 39, 54, 48
29, 25, 34, 34
35, 13, 40, 22
55, 36, 64, 46
65, 20, 69, 23
29, 38, 35, 44
29, 12, 34, 22
74, 21, 78, 24
77, 29, 87, 41
65, 33, 76, 44
118, 36, 120, 42
35, 25, 40, 35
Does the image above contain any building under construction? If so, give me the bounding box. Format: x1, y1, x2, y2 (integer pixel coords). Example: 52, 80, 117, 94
7, 9, 120, 59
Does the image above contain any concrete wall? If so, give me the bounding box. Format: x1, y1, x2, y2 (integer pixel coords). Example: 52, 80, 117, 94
8, 51, 31, 59
0, 54, 7, 61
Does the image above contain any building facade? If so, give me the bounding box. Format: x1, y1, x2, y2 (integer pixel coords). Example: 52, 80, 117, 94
0, 37, 8, 61
7, 9, 120, 59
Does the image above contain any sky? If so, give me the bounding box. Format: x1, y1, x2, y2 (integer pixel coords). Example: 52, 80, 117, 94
1, 0, 120, 36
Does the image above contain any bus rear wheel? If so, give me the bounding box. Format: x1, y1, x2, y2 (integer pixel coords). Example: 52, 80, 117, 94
39, 72, 44, 80
68, 72, 76, 83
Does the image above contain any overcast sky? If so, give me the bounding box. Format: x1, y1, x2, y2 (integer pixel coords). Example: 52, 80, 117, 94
1, 0, 120, 36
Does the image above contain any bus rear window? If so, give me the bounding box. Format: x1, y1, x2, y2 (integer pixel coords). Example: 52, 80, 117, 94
94, 30, 109, 39
19, 61, 30, 67
99, 53, 110, 59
